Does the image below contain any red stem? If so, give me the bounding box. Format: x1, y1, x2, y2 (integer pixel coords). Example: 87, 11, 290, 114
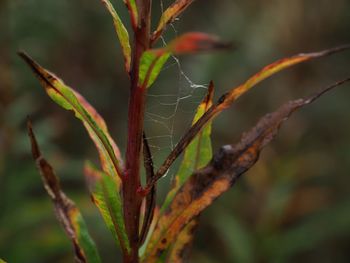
124, 84, 145, 263
123, 0, 152, 262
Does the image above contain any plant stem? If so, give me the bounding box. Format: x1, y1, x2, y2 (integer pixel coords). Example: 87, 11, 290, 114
124, 85, 145, 262
123, 0, 151, 262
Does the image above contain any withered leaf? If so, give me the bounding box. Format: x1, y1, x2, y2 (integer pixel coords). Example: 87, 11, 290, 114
143, 78, 350, 262
150, 45, 350, 188
27, 120, 101, 263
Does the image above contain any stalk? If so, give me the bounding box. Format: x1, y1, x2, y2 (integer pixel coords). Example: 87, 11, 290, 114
123, 0, 152, 262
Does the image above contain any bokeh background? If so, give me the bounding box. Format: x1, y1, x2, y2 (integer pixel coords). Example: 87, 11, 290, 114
1, 0, 350, 262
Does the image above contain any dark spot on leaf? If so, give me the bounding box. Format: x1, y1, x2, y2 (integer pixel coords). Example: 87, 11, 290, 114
217, 92, 229, 104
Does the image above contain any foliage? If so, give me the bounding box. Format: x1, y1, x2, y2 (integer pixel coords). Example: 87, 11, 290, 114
27, 121, 101, 263
12, 0, 350, 262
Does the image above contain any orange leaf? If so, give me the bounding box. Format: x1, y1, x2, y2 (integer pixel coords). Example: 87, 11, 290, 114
167, 32, 231, 55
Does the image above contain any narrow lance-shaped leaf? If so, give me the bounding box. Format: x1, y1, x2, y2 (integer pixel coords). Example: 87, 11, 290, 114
147, 44, 350, 188
27, 121, 101, 263
84, 161, 130, 254
138, 207, 160, 257
139, 32, 230, 88
152, 0, 195, 43
19, 52, 123, 182
143, 78, 350, 262
122, 0, 138, 29
100, 0, 132, 73
160, 81, 214, 214
139, 133, 157, 245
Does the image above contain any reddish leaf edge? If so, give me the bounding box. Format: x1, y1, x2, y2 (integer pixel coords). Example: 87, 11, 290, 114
18, 51, 124, 180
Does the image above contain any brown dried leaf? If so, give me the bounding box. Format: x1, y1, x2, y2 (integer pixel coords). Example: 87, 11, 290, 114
143, 78, 350, 262
150, 45, 350, 187
27, 120, 101, 263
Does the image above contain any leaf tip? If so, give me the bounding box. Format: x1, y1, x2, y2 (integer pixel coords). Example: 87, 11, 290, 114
199, 81, 215, 110
299, 43, 350, 60
17, 50, 35, 66
307, 77, 350, 104
26, 117, 41, 160
207, 81, 215, 103
17, 51, 47, 81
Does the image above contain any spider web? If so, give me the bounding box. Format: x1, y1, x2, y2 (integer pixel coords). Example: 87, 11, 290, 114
144, 2, 209, 178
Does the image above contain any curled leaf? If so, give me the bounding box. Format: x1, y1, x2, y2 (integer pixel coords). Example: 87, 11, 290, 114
19, 51, 123, 181
27, 121, 101, 263
143, 78, 350, 261
101, 0, 132, 72
84, 162, 130, 254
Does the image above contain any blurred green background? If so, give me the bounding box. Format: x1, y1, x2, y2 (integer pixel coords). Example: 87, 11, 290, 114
1, 0, 350, 262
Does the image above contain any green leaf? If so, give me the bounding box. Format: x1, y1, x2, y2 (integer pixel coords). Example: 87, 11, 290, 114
69, 207, 102, 263
101, 0, 132, 72
19, 51, 123, 182
27, 122, 101, 263
139, 51, 171, 88
84, 161, 130, 254
160, 82, 214, 214
0, 259, 7, 263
